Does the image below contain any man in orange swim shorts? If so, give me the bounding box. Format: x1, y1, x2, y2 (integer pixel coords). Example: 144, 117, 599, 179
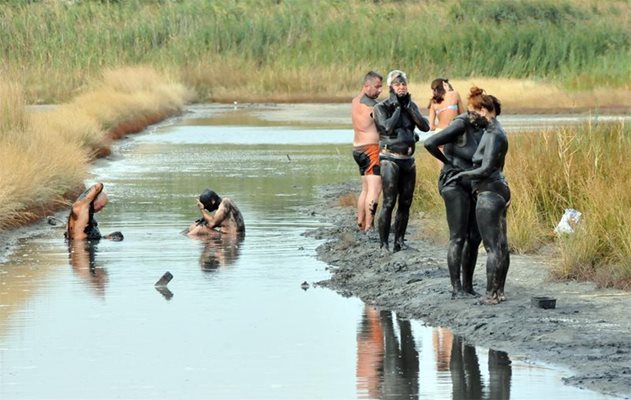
352, 70, 383, 232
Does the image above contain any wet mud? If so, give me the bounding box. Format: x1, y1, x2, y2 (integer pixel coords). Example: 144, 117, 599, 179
305, 183, 631, 399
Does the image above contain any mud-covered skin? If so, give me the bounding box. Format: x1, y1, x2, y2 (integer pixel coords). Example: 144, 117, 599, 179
373, 89, 429, 251
186, 196, 245, 236
446, 118, 510, 304
424, 114, 485, 296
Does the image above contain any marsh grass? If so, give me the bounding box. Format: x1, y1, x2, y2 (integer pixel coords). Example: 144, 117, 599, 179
0, 66, 193, 230
0, 0, 629, 104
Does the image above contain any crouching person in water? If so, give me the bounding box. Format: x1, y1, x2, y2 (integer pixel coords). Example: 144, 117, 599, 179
185, 189, 245, 236
65, 182, 123, 242
373, 70, 430, 252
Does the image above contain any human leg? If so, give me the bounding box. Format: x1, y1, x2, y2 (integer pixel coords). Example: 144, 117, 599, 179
441, 185, 471, 296
378, 159, 399, 250
476, 190, 510, 304
462, 199, 481, 295
393, 159, 416, 252
364, 174, 382, 232
357, 176, 368, 230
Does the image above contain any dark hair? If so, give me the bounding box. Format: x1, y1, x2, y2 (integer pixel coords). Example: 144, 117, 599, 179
363, 70, 383, 85
467, 86, 501, 115
428, 78, 453, 108
199, 189, 221, 212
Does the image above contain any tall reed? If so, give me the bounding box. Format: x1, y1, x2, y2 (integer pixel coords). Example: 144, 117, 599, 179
0, 0, 629, 103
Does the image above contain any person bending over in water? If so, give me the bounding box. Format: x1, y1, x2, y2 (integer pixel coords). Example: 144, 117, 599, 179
65, 182, 123, 242
424, 95, 488, 298
185, 189, 245, 236
445, 87, 509, 305
373, 70, 430, 252
352, 70, 383, 232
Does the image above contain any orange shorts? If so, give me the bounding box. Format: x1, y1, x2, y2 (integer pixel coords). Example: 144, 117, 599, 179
352, 144, 380, 176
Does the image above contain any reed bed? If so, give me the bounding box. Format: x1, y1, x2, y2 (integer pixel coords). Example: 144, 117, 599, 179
0, 67, 193, 230
0, 0, 629, 104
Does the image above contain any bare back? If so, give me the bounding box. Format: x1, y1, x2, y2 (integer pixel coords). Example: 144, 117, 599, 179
429, 90, 464, 130
66, 183, 104, 241
352, 94, 379, 146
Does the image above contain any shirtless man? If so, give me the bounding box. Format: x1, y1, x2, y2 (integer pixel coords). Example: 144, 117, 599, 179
65, 182, 122, 241
352, 71, 383, 232
186, 189, 245, 236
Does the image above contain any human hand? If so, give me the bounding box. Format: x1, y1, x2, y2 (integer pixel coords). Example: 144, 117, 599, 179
197, 200, 205, 210
385, 90, 399, 109
443, 171, 464, 187
398, 93, 411, 108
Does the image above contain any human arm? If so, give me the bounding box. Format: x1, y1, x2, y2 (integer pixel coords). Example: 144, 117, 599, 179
423, 119, 467, 165
197, 200, 229, 230
402, 100, 430, 132
445, 131, 507, 185
428, 105, 436, 131
71, 183, 104, 215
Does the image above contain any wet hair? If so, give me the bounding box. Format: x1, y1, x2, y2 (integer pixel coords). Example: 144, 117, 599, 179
428, 78, 453, 107
199, 189, 221, 212
363, 70, 383, 85
386, 70, 408, 87
467, 86, 501, 116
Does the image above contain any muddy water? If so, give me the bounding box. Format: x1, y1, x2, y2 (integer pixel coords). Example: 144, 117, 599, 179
0, 106, 614, 399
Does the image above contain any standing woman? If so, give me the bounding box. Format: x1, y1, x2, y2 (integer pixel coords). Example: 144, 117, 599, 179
423, 99, 487, 298
427, 78, 464, 132
446, 87, 509, 305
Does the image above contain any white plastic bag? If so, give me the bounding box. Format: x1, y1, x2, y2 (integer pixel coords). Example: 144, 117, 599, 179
554, 208, 582, 235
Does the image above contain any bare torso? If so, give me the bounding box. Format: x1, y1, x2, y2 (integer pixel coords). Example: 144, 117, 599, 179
430, 90, 464, 130
187, 197, 245, 236
352, 93, 379, 146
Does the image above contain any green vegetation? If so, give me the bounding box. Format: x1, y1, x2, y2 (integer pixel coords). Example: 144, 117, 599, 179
0, 0, 629, 103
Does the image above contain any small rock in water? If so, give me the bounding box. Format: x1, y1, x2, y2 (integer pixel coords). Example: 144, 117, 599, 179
300, 281, 310, 291
155, 271, 173, 287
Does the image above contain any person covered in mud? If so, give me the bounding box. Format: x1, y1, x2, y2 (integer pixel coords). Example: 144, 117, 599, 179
185, 188, 245, 236
372, 70, 430, 252
352, 70, 383, 233
444, 87, 509, 305
65, 182, 123, 242
423, 91, 488, 298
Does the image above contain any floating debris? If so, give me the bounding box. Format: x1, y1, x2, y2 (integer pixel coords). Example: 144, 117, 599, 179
155, 271, 173, 287
300, 281, 310, 291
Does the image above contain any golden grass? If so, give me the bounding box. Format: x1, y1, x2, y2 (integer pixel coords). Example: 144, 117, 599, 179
0, 66, 194, 231
407, 78, 631, 113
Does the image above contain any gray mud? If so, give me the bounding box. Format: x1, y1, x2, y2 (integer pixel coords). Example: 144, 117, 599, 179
305, 183, 631, 399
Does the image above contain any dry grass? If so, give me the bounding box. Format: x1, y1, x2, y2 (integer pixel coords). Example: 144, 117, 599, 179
0, 66, 194, 230
407, 78, 631, 113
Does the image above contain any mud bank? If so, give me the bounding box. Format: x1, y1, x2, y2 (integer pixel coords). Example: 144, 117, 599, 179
305, 183, 631, 399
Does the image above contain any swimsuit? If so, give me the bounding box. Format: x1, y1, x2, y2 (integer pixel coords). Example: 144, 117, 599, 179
436, 104, 459, 114
353, 143, 380, 176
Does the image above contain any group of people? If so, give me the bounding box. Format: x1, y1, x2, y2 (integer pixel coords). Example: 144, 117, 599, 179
351, 70, 510, 305
65, 184, 245, 241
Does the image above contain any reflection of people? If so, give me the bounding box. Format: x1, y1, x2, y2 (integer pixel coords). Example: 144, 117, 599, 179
488, 349, 512, 399
196, 233, 243, 271
67, 240, 108, 295
65, 182, 122, 241
427, 78, 464, 132
356, 306, 419, 399
352, 70, 383, 232
449, 335, 483, 400
185, 189, 245, 236
373, 70, 430, 252
424, 97, 488, 298
445, 87, 509, 304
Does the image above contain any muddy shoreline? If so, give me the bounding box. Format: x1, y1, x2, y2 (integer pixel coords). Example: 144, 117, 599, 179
305, 182, 631, 399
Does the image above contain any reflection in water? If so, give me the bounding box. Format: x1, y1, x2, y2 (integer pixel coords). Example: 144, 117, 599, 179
357, 306, 419, 399
193, 232, 244, 271
435, 327, 512, 400
67, 240, 108, 296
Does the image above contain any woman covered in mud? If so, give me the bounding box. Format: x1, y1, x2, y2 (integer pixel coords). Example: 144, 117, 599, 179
423, 90, 487, 298
445, 87, 509, 305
